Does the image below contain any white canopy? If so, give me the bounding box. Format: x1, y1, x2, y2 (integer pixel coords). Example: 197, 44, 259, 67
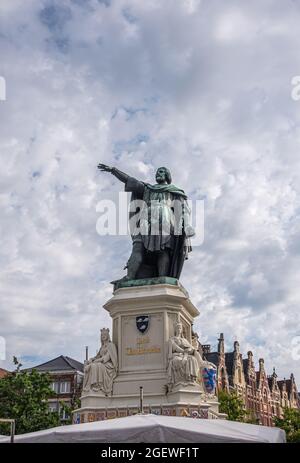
0, 414, 285, 443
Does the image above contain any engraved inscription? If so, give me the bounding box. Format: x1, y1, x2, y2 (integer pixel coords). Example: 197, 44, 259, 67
126, 346, 161, 355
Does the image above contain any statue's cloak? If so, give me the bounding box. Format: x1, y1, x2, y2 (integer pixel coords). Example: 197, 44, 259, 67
144, 182, 187, 198
124, 176, 192, 279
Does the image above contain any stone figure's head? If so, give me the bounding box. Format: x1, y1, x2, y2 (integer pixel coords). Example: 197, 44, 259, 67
192, 332, 199, 350
175, 322, 183, 337
155, 167, 172, 185
100, 328, 110, 344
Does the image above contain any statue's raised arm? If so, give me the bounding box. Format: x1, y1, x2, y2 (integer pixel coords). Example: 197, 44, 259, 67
97, 163, 129, 184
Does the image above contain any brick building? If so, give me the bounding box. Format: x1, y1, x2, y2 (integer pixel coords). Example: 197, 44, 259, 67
27, 356, 84, 422
203, 333, 300, 426
0, 368, 9, 379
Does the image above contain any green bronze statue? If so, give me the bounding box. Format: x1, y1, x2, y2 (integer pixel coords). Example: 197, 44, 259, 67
98, 163, 194, 281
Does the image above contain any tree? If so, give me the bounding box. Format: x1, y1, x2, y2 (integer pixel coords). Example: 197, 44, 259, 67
274, 407, 300, 443
59, 398, 81, 425
218, 390, 248, 422
0, 357, 61, 435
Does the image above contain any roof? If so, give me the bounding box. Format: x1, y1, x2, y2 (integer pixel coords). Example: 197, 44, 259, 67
204, 352, 219, 366
243, 359, 248, 377
277, 380, 286, 392
0, 368, 9, 379
277, 379, 298, 398
256, 371, 260, 387
225, 352, 234, 377
284, 379, 292, 395
24, 355, 84, 373
267, 377, 273, 390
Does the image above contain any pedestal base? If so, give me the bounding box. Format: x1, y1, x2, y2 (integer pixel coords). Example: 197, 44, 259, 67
74, 283, 225, 423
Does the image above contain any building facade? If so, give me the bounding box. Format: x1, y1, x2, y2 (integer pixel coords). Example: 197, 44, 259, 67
203, 334, 300, 426
27, 356, 84, 422
0, 368, 9, 379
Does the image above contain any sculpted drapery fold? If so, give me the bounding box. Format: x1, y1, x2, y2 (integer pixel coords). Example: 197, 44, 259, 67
83, 329, 118, 396
167, 322, 205, 391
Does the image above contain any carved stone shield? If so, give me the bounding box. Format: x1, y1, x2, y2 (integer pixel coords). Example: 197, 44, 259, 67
136, 315, 150, 334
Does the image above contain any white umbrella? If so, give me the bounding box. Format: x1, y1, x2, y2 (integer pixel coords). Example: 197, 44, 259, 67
0, 414, 286, 443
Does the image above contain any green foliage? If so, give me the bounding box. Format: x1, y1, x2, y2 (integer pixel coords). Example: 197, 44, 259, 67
0, 357, 61, 435
58, 400, 79, 425
243, 410, 260, 425
274, 407, 300, 443
218, 390, 248, 422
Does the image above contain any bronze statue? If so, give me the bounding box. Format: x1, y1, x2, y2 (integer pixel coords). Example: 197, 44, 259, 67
98, 163, 194, 281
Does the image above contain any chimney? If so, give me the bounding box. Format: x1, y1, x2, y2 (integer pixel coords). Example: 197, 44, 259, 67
234, 341, 240, 353
259, 358, 265, 372
202, 344, 211, 355
218, 333, 224, 354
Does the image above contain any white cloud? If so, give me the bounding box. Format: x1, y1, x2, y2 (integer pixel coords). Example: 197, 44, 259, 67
214, 9, 258, 43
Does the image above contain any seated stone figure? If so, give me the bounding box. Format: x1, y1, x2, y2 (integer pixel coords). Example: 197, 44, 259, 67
83, 328, 118, 396
167, 322, 204, 391
191, 330, 217, 394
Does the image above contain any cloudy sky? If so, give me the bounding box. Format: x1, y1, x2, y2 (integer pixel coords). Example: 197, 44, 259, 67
1, 0, 300, 382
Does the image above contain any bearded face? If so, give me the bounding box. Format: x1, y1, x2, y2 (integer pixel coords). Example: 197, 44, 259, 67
155, 167, 168, 184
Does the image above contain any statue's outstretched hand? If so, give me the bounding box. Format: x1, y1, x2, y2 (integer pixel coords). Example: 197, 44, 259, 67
98, 163, 113, 173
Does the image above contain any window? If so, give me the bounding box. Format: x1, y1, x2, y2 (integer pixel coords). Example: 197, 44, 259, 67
49, 403, 58, 413
51, 380, 71, 394
51, 382, 59, 393
60, 406, 70, 421
60, 381, 71, 393
77, 374, 83, 385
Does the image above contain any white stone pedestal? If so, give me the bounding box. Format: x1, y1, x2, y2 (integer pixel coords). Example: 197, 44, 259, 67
75, 281, 224, 422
